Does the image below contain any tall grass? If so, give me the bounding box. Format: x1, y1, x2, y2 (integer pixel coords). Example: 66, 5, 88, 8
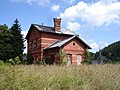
0, 64, 120, 90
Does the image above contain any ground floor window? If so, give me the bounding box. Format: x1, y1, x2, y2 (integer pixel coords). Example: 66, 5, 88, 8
67, 54, 72, 65
77, 54, 82, 65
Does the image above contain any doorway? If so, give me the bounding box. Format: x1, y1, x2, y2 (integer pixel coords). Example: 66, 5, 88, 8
46, 55, 54, 65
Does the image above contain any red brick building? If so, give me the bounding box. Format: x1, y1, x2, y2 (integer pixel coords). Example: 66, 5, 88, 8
26, 18, 91, 65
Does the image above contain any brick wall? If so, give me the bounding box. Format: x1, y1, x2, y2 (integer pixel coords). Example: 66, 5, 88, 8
63, 38, 86, 65
40, 32, 71, 60
27, 27, 86, 65
27, 28, 41, 61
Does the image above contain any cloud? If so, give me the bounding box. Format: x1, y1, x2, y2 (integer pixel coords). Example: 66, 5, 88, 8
88, 40, 99, 49
60, 0, 120, 29
51, 4, 60, 11
21, 30, 28, 53
88, 40, 110, 52
10, 0, 50, 6
63, 0, 76, 5
66, 21, 81, 31
87, 39, 99, 53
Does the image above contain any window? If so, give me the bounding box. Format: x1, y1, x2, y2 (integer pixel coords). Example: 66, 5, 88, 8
73, 43, 75, 45
77, 54, 82, 65
32, 41, 34, 50
36, 39, 38, 49
36, 56, 38, 61
67, 54, 72, 65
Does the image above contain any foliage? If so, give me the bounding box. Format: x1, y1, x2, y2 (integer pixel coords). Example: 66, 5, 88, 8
0, 60, 4, 65
39, 56, 47, 65
0, 65, 120, 90
62, 58, 67, 65
5, 58, 15, 65
0, 25, 14, 61
14, 56, 21, 64
26, 53, 34, 64
96, 40, 120, 62
0, 20, 25, 62
84, 49, 95, 64
10, 19, 25, 60
57, 49, 67, 65
0, 56, 21, 65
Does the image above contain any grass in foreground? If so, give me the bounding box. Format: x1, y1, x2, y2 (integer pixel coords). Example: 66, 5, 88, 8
0, 64, 120, 90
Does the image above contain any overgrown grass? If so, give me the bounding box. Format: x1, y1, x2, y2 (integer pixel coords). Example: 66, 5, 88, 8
0, 64, 120, 90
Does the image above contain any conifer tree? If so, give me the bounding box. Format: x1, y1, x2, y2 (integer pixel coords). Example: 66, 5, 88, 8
10, 19, 25, 59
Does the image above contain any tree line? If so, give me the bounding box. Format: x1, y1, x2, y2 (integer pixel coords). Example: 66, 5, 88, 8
84, 40, 120, 64
100, 40, 120, 62
0, 19, 25, 64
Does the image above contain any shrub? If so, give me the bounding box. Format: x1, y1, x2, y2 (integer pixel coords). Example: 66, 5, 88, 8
27, 54, 34, 64
0, 60, 4, 65
14, 56, 21, 64
62, 58, 67, 66
39, 56, 47, 66
57, 49, 66, 65
5, 58, 15, 65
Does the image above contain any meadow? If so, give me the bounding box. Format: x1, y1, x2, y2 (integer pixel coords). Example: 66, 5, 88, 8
0, 64, 120, 90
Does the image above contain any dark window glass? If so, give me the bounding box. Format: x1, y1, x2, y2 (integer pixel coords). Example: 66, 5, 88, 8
32, 41, 34, 50
36, 39, 38, 49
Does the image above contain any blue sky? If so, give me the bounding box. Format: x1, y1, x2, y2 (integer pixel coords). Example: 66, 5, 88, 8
0, 0, 120, 53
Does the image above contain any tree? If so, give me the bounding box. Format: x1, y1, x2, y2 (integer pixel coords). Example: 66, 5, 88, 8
84, 48, 95, 64
10, 19, 25, 60
57, 48, 67, 65
0, 24, 14, 61
96, 40, 120, 62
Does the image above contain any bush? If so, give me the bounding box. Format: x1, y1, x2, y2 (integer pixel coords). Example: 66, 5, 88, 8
39, 57, 47, 66
0, 60, 4, 65
57, 49, 66, 65
62, 58, 67, 66
14, 56, 21, 64
27, 54, 34, 64
5, 58, 15, 65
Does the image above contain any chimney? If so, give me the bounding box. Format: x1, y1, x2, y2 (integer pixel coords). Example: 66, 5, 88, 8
53, 18, 61, 31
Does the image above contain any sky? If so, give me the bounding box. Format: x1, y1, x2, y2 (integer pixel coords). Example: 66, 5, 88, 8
0, 0, 120, 53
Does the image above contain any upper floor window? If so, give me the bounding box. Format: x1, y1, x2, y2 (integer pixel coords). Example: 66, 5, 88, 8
32, 41, 34, 50
36, 39, 38, 49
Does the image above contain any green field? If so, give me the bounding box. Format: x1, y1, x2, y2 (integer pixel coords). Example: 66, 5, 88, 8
0, 64, 120, 90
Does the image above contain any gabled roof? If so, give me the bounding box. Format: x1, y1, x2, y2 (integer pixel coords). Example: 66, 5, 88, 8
25, 24, 77, 39
26, 24, 91, 49
33, 24, 78, 35
44, 35, 91, 50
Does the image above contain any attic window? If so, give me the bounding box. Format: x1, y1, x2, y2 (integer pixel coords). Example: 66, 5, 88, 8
73, 43, 75, 45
